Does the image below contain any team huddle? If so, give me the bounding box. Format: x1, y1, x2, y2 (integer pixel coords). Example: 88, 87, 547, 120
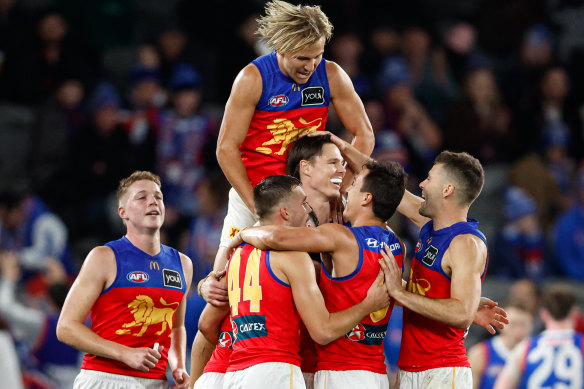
55, 1, 584, 389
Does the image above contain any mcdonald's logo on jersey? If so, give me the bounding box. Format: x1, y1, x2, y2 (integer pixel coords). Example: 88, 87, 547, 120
150, 261, 160, 271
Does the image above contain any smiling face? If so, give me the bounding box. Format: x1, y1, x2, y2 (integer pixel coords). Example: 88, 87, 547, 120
277, 38, 325, 85
119, 179, 165, 231
418, 163, 447, 218
342, 169, 367, 223
302, 143, 346, 200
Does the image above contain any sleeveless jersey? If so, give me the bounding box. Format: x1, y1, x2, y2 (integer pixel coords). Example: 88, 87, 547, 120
399, 219, 487, 371
240, 51, 330, 187
478, 337, 510, 389
202, 315, 233, 374
226, 243, 302, 371
316, 225, 403, 374
518, 330, 584, 389
81, 237, 186, 379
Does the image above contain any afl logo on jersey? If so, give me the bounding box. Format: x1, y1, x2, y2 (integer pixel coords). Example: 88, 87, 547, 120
269, 95, 289, 107
127, 271, 149, 283
347, 323, 366, 342
415, 240, 422, 253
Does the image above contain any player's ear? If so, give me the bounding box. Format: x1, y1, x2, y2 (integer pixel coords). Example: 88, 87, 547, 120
279, 206, 290, 222
118, 205, 127, 220
362, 192, 372, 206
443, 183, 455, 198
299, 160, 311, 176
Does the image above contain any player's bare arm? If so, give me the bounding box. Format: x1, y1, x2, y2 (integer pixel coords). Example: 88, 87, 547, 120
57, 246, 162, 372
380, 234, 487, 328
274, 250, 389, 345
239, 222, 353, 255
167, 252, 193, 388
327, 60, 374, 191
216, 64, 262, 214
397, 190, 431, 228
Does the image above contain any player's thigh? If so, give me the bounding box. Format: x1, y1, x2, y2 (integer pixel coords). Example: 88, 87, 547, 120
398, 367, 472, 389
314, 370, 389, 389
224, 363, 305, 389
219, 188, 257, 247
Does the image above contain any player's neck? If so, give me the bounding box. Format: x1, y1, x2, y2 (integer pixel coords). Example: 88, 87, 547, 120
305, 188, 333, 223
432, 205, 468, 230
125, 229, 161, 256
349, 212, 385, 229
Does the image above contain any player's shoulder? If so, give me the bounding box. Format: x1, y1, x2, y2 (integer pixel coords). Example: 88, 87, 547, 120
450, 233, 487, 252
178, 251, 193, 272
240, 63, 262, 80
86, 245, 115, 261
80, 245, 116, 281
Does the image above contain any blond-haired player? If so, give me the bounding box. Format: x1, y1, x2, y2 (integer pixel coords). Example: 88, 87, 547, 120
58, 171, 192, 389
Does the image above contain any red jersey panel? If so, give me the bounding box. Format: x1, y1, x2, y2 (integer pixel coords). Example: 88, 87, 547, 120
202, 315, 233, 374
399, 220, 487, 371
226, 244, 302, 371
81, 237, 187, 379
316, 226, 403, 374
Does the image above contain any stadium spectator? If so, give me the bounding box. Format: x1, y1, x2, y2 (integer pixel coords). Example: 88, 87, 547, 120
491, 186, 549, 283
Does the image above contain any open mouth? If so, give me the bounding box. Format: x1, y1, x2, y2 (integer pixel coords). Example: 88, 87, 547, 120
146, 211, 160, 216
330, 178, 342, 186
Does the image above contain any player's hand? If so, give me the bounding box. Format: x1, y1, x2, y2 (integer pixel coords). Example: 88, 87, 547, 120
121, 344, 163, 372
364, 270, 390, 312
303, 130, 346, 151
473, 297, 509, 335
200, 272, 228, 308
378, 246, 404, 299
171, 368, 190, 389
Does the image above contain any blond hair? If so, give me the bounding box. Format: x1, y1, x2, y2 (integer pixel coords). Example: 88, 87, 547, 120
117, 171, 161, 205
257, 1, 333, 54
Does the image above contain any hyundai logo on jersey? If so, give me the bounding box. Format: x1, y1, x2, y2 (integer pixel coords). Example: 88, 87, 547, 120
301, 86, 325, 106
268, 95, 289, 107
366, 238, 380, 248
127, 271, 149, 283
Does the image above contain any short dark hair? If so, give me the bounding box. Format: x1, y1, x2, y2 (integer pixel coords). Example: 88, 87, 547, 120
286, 134, 334, 179
540, 284, 577, 321
254, 175, 302, 220
361, 160, 407, 221
435, 151, 484, 206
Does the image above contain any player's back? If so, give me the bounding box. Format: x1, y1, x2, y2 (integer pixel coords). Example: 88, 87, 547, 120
519, 329, 584, 389
226, 243, 302, 372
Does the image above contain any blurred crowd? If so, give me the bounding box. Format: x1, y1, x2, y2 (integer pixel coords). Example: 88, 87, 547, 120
2, 0, 584, 387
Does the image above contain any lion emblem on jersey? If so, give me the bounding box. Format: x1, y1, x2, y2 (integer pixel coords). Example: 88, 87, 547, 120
255, 117, 322, 155
115, 295, 179, 337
